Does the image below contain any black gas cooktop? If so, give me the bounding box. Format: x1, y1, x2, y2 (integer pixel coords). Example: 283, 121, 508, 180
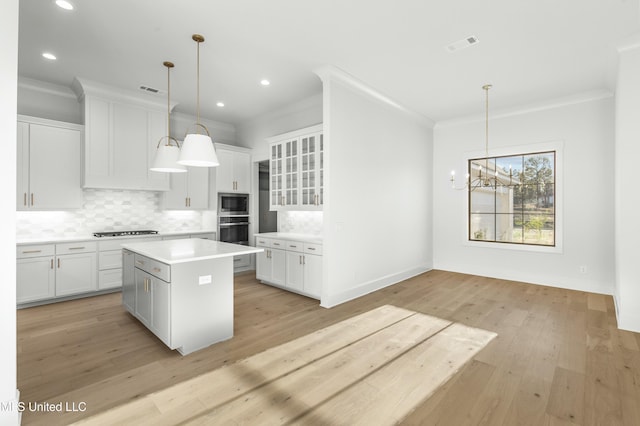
93, 230, 158, 238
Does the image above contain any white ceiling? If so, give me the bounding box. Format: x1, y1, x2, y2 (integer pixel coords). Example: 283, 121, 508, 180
18, 0, 640, 125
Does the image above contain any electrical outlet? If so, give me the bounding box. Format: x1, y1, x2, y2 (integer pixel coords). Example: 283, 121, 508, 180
199, 275, 212, 285
579, 266, 587, 274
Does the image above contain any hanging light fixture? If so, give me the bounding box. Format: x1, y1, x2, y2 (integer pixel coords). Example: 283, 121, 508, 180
150, 61, 187, 173
450, 84, 516, 191
178, 34, 219, 167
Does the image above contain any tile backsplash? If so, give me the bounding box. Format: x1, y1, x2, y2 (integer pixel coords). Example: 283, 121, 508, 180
16, 189, 207, 240
278, 210, 323, 236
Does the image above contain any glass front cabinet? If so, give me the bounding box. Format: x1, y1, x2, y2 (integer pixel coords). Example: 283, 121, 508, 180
268, 124, 323, 211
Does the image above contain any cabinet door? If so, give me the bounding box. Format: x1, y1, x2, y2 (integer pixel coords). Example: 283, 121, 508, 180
122, 250, 135, 313
283, 139, 299, 207
25, 123, 82, 210
151, 277, 171, 346
285, 251, 304, 292
300, 134, 318, 208
135, 269, 152, 327
303, 254, 322, 298
216, 148, 235, 193
16, 122, 29, 210
17, 257, 55, 304
163, 172, 189, 209
233, 151, 251, 193
270, 143, 283, 210
256, 249, 272, 282
55, 252, 97, 297
271, 248, 287, 286
187, 166, 209, 209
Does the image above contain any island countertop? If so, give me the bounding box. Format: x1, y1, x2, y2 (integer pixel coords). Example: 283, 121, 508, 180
121, 238, 263, 265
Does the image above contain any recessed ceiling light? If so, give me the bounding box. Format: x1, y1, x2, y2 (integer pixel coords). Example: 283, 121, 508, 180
216, 102, 225, 107
42, 52, 57, 60
55, 0, 74, 10
260, 79, 270, 86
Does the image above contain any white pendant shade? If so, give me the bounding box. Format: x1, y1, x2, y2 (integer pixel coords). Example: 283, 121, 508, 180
150, 144, 187, 173
178, 133, 219, 167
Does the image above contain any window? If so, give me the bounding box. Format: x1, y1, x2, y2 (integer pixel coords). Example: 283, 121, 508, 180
468, 151, 555, 246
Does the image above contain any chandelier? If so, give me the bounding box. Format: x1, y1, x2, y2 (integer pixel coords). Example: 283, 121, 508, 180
450, 84, 518, 191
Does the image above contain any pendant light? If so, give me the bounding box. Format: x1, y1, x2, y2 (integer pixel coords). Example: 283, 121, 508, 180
178, 34, 219, 167
150, 61, 187, 173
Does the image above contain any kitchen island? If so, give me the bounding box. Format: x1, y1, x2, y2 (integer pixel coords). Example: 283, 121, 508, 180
121, 238, 262, 355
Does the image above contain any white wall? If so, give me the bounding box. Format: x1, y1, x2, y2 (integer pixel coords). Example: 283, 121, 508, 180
1, 1, 19, 424
319, 67, 433, 307
615, 35, 640, 332
433, 94, 615, 295
236, 93, 323, 161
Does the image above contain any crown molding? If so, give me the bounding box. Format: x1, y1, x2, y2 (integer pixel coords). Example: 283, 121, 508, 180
18, 76, 76, 99
240, 92, 323, 129
71, 77, 176, 111
171, 111, 236, 134
435, 88, 613, 129
314, 65, 435, 128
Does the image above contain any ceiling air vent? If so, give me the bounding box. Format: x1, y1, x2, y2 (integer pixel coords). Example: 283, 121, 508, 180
446, 35, 479, 52
139, 85, 165, 95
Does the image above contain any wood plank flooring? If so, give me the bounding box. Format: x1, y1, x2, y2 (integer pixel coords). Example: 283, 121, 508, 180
17, 270, 640, 425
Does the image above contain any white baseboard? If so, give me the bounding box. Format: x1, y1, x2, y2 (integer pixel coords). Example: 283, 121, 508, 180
320, 265, 431, 308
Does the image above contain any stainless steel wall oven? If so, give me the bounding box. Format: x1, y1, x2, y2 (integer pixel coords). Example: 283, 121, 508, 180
217, 193, 250, 245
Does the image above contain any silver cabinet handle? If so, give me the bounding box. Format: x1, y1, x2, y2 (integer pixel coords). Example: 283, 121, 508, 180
31, 193, 34, 206
307, 247, 316, 251
68, 246, 85, 250
57, 258, 60, 268
299, 255, 302, 265
22, 250, 42, 254
23, 193, 27, 206
153, 267, 161, 272
136, 260, 144, 266
303, 255, 305, 265
50, 259, 53, 269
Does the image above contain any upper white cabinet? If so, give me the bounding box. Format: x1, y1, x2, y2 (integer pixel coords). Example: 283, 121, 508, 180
216, 144, 251, 193
17, 116, 83, 210
72, 78, 170, 191
162, 166, 209, 209
266, 124, 323, 211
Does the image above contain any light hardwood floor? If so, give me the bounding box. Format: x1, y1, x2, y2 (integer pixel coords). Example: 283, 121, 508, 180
17, 270, 640, 425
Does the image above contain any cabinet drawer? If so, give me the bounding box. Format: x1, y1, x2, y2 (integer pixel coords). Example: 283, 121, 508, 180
99, 250, 122, 270
17, 244, 55, 259
99, 268, 122, 290
255, 237, 272, 248
304, 243, 323, 255
191, 233, 216, 240
285, 241, 304, 253
56, 241, 97, 255
134, 254, 170, 282
270, 239, 285, 249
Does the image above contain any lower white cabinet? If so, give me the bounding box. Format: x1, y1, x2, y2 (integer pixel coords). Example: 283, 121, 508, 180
16, 243, 96, 304
122, 249, 135, 313
134, 268, 170, 346
255, 236, 322, 299
16, 231, 216, 306
17, 256, 55, 304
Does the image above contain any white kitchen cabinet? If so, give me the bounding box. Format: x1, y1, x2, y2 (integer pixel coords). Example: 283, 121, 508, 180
162, 167, 209, 209
134, 267, 170, 346
255, 235, 321, 299
266, 124, 323, 211
72, 78, 170, 191
122, 249, 135, 313
16, 245, 55, 304
55, 242, 97, 297
17, 116, 83, 210
216, 144, 251, 193
255, 237, 286, 286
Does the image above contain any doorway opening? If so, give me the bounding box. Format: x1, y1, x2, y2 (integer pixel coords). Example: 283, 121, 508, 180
258, 160, 277, 233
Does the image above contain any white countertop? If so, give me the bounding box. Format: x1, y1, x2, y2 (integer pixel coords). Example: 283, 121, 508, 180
254, 232, 323, 245
17, 229, 217, 245
121, 239, 263, 265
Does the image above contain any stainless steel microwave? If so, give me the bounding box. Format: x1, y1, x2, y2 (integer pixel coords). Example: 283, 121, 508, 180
218, 193, 249, 215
